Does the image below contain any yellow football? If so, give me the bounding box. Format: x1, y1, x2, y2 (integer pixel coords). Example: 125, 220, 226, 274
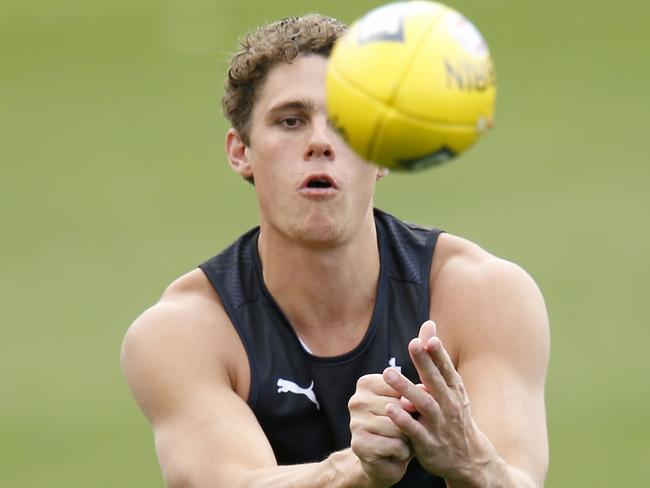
326, 1, 497, 170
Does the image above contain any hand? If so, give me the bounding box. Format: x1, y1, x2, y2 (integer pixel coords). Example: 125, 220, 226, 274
383, 321, 494, 482
348, 374, 413, 487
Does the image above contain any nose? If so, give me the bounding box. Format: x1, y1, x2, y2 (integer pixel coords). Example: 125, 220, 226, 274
304, 119, 336, 162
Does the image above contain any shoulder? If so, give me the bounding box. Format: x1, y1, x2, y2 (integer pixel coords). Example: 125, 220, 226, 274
431, 233, 543, 299
120, 269, 250, 417
430, 233, 549, 375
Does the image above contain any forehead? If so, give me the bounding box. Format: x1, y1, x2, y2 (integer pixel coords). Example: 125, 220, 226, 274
254, 54, 328, 114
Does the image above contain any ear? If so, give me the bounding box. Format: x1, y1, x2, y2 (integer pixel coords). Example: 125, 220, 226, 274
376, 167, 389, 180
225, 128, 253, 179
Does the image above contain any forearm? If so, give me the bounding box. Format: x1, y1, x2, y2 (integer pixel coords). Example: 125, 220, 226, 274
235, 448, 378, 488
444, 456, 539, 488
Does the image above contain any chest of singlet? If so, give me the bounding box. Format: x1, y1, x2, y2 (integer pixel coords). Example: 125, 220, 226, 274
200, 209, 445, 487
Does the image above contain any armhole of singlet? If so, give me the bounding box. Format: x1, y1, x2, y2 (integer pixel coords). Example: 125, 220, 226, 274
419, 229, 444, 323
198, 263, 260, 409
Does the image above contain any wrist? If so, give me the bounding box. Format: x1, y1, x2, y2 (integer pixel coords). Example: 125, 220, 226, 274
326, 448, 380, 488
444, 454, 507, 488
443, 428, 507, 488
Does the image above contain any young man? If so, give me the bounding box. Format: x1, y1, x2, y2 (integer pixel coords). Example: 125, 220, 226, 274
121, 14, 549, 488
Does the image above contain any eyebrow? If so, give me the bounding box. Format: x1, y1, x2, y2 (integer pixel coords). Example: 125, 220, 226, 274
267, 99, 316, 117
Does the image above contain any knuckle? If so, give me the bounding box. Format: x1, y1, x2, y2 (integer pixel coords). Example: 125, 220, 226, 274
458, 390, 470, 409
450, 382, 467, 404
347, 395, 365, 411
350, 436, 362, 456
350, 432, 371, 458
446, 397, 460, 412
356, 374, 373, 389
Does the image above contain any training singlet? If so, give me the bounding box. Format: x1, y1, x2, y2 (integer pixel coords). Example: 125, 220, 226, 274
199, 209, 445, 487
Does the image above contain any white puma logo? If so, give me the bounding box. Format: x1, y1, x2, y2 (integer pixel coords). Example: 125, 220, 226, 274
388, 357, 402, 373
277, 378, 320, 410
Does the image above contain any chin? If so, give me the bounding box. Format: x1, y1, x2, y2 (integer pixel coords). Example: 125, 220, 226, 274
288, 214, 348, 247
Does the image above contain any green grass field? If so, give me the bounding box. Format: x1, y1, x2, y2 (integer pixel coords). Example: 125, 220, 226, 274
2, 0, 649, 486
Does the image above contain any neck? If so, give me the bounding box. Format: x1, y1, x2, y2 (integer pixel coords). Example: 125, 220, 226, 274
257, 211, 380, 356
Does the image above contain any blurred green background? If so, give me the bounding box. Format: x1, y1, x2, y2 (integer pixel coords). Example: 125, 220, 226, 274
2, 0, 648, 486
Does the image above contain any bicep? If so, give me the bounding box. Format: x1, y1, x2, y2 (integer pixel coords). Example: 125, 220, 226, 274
456, 261, 550, 485
459, 355, 548, 483
121, 304, 276, 487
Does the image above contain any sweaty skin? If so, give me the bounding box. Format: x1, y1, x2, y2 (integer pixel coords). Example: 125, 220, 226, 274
121, 54, 549, 488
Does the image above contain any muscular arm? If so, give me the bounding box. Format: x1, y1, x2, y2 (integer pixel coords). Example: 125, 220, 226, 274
120, 280, 395, 488
384, 238, 549, 487
451, 258, 549, 487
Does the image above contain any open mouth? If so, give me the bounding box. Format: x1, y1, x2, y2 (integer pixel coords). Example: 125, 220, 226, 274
306, 178, 333, 189
300, 174, 337, 190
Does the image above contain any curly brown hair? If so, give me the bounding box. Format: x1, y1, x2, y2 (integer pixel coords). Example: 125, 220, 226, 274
222, 14, 347, 146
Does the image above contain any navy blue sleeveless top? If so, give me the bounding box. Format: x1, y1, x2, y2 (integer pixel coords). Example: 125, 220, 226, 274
200, 209, 445, 487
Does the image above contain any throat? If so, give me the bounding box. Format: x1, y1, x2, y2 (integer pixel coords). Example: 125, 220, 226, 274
278, 274, 378, 357
293, 312, 374, 357
257, 214, 381, 356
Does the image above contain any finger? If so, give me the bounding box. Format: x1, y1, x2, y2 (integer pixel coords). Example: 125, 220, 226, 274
399, 384, 427, 412
408, 338, 449, 404
351, 431, 412, 462
383, 367, 441, 420
348, 391, 402, 417
425, 337, 462, 388
353, 414, 408, 439
399, 396, 416, 412
418, 320, 437, 344
356, 373, 402, 397
386, 403, 431, 448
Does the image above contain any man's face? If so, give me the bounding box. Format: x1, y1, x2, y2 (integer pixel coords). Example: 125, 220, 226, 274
235, 54, 384, 246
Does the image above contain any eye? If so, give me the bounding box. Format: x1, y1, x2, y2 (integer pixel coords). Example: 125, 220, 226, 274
279, 116, 303, 128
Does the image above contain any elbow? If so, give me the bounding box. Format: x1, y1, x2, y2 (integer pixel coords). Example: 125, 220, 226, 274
162, 464, 199, 488
157, 441, 203, 488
